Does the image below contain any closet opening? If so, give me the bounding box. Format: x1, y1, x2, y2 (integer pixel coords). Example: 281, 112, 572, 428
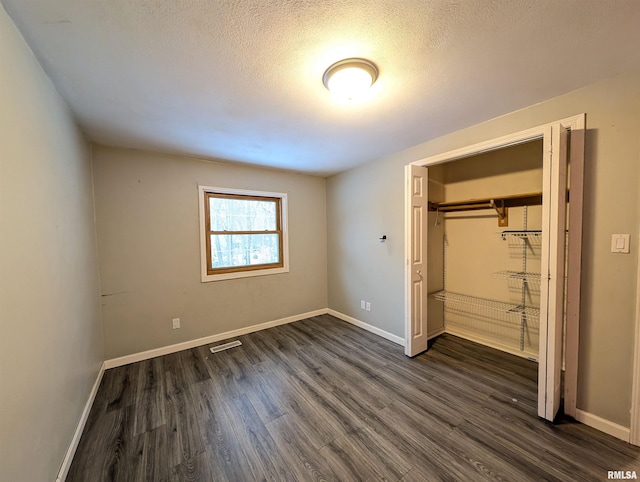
427, 140, 545, 362
404, 115, 585, 423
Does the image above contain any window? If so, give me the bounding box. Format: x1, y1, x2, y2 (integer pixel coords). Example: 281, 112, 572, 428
199, 186, 289, 282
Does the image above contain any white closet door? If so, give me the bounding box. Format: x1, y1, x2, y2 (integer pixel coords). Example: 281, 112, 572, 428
538, 123, 568, 421
405, 164, 429, 356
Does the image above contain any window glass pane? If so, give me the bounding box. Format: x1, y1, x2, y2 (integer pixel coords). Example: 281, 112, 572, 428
209, 197, 277, 231
210, 234, 280, 269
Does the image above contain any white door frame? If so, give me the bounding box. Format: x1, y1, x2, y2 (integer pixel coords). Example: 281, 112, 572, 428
630, 235, 640, 445
404, 113, 585, 419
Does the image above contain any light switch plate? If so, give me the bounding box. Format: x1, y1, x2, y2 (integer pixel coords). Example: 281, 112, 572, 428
611, 234, 630, 254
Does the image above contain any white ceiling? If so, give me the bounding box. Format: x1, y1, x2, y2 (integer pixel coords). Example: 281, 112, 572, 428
4, 1, 640, 176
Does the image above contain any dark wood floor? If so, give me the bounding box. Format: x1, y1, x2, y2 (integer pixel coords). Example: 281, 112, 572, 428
68, 314, 639, 481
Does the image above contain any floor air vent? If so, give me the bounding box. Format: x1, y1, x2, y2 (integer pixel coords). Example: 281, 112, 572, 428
209, 340, 242, 353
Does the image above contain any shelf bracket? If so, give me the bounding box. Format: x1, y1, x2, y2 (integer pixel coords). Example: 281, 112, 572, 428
490, 199, 509, 227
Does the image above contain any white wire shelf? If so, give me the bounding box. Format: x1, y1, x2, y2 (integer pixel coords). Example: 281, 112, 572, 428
492, 270, 542, 283
500, 230, 542, 241
430, 290, 540, 318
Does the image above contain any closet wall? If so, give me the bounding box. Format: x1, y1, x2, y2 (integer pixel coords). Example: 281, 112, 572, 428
429, 140, 544, 359
427, 168, 445, 338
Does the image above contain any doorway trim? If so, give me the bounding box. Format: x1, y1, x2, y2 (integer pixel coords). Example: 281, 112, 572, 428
630, 235, 640, 445
404, 113, 585, 419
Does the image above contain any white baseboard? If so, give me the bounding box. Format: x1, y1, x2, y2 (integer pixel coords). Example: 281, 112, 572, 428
56, 362, 105, 482
574, 409, 630, 443
444, 327, 538, 361
104, 308, 420, 368
327, 309, 405, 346
104, 309, 327, 369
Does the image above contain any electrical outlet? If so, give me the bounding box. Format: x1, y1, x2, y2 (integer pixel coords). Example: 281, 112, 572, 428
366, 302, 371, 312
172, 318, 180, 329
360, 300, 366, 310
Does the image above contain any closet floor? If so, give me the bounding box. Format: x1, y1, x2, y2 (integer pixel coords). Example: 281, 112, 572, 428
68, 314, 639, 481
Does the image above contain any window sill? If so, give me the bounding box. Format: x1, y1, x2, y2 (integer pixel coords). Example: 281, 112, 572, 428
201, 265, 289, 282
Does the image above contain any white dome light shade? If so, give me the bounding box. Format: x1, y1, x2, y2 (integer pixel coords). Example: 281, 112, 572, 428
323, 59, 378, 101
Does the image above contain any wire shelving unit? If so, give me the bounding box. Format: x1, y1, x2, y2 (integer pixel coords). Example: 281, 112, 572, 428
492, 270, 542, 283
430, 290, 540, 319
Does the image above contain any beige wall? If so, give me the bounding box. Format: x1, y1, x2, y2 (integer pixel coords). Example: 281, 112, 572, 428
327, 158, 406, 337
327, 70, 640, 427
426, 168, 445, 337
0, 6, 103, 482
93, 146, 327, 359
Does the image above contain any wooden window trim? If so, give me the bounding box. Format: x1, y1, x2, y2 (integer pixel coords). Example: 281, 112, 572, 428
204, 191, 285, 276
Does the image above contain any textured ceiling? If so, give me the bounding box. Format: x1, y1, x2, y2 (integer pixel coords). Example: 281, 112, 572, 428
4, 0, 640, 176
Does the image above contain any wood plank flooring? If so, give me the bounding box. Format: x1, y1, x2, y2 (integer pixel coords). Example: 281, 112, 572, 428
68, 314, 640, 481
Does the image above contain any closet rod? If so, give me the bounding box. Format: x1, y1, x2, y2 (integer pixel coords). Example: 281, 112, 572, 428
428, 191, 543, 213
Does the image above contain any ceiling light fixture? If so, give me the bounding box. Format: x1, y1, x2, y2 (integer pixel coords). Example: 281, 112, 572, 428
322, 58, 378, 101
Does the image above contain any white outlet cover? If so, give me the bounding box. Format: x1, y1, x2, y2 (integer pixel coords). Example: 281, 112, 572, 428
360, 300, 366, 310
366, 302, 371, 312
